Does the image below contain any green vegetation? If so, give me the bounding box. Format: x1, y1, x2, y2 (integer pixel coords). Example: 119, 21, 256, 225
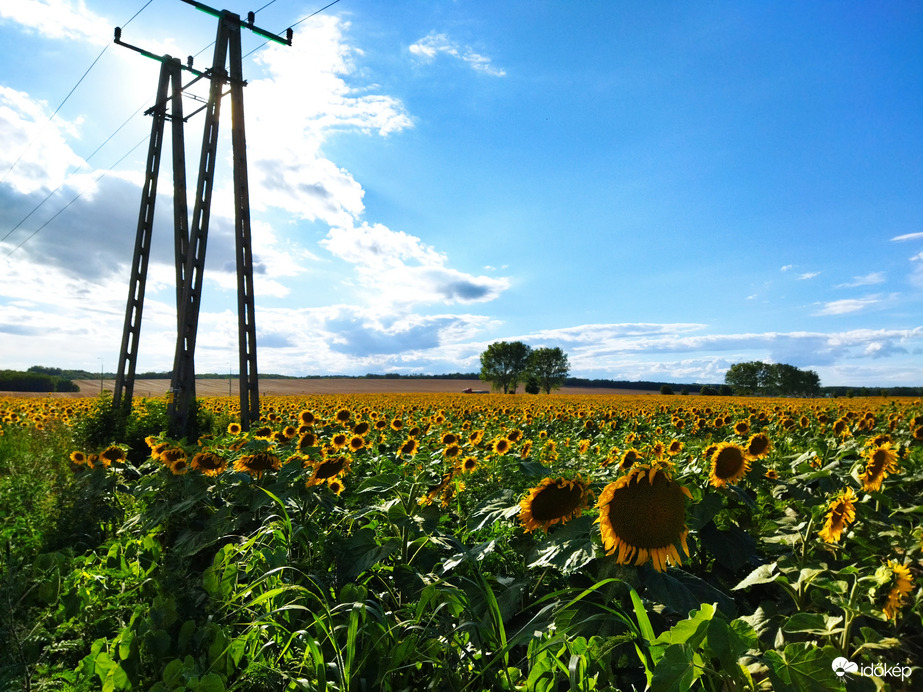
1, 392, 921, 690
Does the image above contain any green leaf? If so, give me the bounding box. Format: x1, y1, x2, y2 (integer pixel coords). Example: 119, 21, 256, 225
763, 643, 841, 692
194, 673, 226, 692
650, 643, 702, 692
700, 522, 756, 571
643, 567, 737, 619
732, 562, 778, 591
651, 603, 714, 667
781, 611, 843, 636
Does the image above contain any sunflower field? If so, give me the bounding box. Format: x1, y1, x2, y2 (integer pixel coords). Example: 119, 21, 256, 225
1, 392, 922, 691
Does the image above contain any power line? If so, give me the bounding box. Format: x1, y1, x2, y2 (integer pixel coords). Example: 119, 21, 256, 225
2, 0, 344, 257
3, 133, 151, 259
0, 101, 149, 245
0, 0, 157, 187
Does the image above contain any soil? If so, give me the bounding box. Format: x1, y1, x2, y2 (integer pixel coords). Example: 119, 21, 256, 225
3, 378, 657, 398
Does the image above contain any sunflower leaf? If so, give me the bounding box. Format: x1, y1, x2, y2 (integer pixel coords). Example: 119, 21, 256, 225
732, 562, 778, 591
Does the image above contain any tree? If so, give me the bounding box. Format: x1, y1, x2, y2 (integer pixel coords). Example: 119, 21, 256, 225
528, 347, 570, 394
479, 341, 533, 394
724, 361, 821, 396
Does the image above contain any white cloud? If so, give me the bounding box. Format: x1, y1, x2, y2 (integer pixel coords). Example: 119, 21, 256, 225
798, 271, 820, 280
780, 264, 793, 272
0, 0, 110, 45
836, 272, 885, 288
891, 232, 923, 242
813, 297, 880, 316
409, 32, 506, 76
321, 222, 510, 307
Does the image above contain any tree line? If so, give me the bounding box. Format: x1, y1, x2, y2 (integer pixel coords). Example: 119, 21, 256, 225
724, 361, 821, 396
479, 342, 570, 394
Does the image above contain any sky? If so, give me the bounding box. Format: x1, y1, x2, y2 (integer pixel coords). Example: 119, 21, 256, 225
0, 0, 922, 387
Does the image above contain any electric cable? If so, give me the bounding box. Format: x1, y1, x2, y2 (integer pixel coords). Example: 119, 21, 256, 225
0, 0, 156, 187
4, 133, 150, 259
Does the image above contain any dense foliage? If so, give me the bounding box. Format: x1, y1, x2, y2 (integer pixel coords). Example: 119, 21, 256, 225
1, 391, 921, 691
0, 370, 79, 393
724, 362, 821, 397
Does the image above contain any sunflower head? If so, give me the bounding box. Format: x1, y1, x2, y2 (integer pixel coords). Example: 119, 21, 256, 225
818, 487, 857, 544
708, 442, 751, 488
859, 442, 899, 493
69, 450, 87, 465
596, 464, 691, 572
191, 451, 227, 476
227, 422, 243, 435
881, 560, 914, 621
745, 432, 772, 460
492, 437, 512, 455
234, 451, 282, 479
460, 456, 478, 473
519, 476, 593, 533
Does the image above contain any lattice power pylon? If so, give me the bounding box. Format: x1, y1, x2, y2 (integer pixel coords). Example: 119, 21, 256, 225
112, 1, 292, 437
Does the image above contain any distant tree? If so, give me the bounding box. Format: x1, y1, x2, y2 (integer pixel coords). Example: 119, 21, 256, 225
699, 385, 718, 396
725, 361, 821, 396
525, 376, 541, 395
719, 384, 733, 396
660, 384, 674, 395
479, 341, 533, 394
528, 347, 570, 394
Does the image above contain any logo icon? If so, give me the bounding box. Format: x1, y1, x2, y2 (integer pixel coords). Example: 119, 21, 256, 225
832, 657, 859, 677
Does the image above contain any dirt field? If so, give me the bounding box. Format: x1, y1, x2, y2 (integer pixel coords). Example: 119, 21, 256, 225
3, 378, 657, 398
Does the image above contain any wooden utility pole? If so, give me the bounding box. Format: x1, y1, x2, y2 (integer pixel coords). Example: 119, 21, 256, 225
112, 2, 292, 438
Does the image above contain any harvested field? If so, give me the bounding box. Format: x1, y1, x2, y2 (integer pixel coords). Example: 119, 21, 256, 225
3, 378, 657, 398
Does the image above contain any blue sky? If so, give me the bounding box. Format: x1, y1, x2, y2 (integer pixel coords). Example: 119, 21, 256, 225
1, 0, 921, 386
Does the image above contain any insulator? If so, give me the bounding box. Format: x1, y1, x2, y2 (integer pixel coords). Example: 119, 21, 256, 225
247, 11, 255, 25
286, 27, 293, 44
114, 27, 122, 41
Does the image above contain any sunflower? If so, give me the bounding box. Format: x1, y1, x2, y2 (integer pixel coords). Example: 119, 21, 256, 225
398, 437, 419, 457
492, 437, 511, 455
191, 451, 227, 476
298, 410, 317, 426
151, 441, 171, 460
327, 478, 345, 496
818, 488, 857, 543
159, 447, 187, 468
764, 469, 779, 480
234, 451, 282, 479
331, 432, 349, 450
596, 464, 691, 572
252, 425, 273, 440
297, 432, 319, 451
307, 455, 351, 485
519, 476, 593, 533
619, 448, 641, 472
520, 440, 533, 458
69, 450, 87, 465
733, 420, 750, 436
667, 439, 683, 456
348, 435, 366, 452
335, 408, 352, 425
708, 442, 751, 487
170, 457, 190, 475
227, 422, 243, 435
460, 456, 478, 473
882, 561, 914, 621
858, 442, 899, 492
507, 429, 524, 443
577, 439, 592, 454
441, 432, 458, 446
390, 418, 404, 431
745, 432, 772, 460
444, 443, 462, 459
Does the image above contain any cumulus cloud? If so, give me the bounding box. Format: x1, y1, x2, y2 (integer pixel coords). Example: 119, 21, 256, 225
798, 271, 820, 280
409, 32, 506, 76
321, 222, 510, 307
244, 16, 413, 227
0, 0, 110, 45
